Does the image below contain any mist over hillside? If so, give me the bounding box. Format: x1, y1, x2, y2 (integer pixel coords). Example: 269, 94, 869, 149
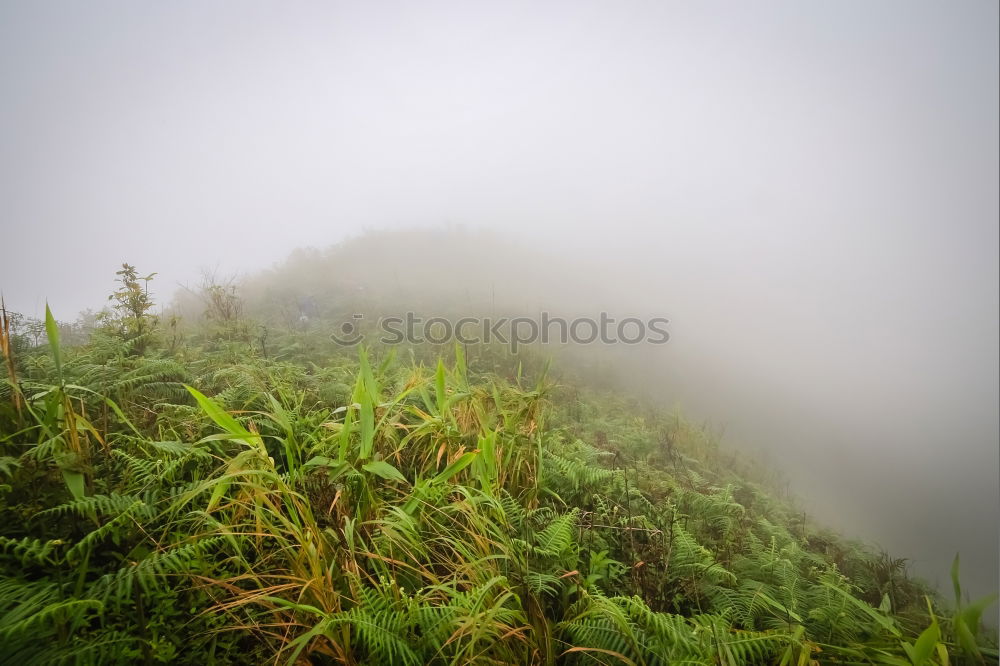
164, 228, 1000, 608
1, 0, 997, 660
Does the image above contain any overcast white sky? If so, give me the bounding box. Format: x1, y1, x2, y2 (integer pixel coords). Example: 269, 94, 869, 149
1, 1, 997, 599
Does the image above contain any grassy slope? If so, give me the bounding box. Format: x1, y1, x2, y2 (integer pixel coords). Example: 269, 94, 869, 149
0, 296, 997, 664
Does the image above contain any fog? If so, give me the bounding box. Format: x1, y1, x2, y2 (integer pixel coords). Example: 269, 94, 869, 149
1, 0, 997, 603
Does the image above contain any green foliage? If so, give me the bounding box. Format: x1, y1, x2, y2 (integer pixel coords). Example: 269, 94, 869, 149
101, 263, 158, 355
0, 299, 995, 665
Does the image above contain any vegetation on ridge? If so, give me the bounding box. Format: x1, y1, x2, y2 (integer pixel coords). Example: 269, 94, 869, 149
0, 263, 996, 665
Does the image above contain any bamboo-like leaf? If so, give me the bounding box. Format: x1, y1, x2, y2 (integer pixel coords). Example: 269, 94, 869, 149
339, 400, 355, 461
206, 478, 231, 511
61, 468, 85, 501
185, 385, 260, 446
950, 553, 962, 608
435, 359, 447, 414
820, 581, 901, 638
353, 355, 376, 460
361, 460, 408, 484
44, 304, 62, 383
434, 451, 478, 484
905, 600, 940, 666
